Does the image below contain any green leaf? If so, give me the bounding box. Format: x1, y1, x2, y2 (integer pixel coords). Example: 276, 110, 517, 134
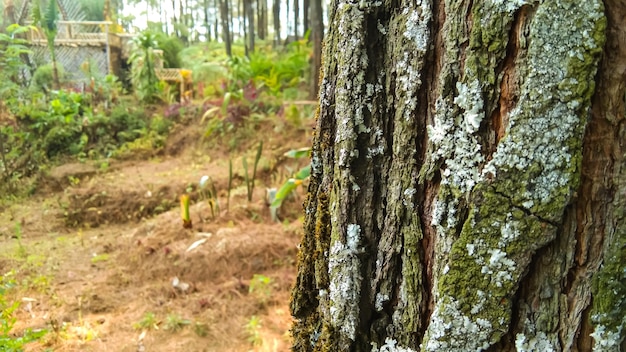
271, 179, 300, 208
294, 165, 311, 180
284, 147, 311, 159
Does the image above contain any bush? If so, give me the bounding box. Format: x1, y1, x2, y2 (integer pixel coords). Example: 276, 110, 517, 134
31, 63, 65, 92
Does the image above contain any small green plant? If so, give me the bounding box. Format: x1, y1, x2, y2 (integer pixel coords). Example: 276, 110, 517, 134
271, 147, 312, 210
1, 272, 48, 350
227, 159, 233, 212
13, 222, 27, 258
90, 253, 110, 264
249, 274, 272, 304
133, 312, 159, 330
199, 175, 219, 219
193, 321, 208, 337
164, 313, 190, 332
245, 315, 262, 347
243, 141, 263, 202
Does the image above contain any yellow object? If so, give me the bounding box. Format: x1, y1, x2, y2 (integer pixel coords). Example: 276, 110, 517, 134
180, 194, 192, 229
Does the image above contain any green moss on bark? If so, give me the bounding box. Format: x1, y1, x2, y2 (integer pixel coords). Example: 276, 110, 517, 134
423, 1, 605, 351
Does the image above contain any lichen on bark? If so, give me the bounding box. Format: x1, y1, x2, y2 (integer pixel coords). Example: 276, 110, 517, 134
291, 0, 614, 350
423, 1, 605, 351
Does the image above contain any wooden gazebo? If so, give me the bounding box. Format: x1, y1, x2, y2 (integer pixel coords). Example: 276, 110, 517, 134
7, 0, 130, 82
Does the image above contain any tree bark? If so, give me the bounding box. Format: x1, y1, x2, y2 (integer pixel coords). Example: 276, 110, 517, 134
293, 0, 299, 40
272, 0, 280, 47
257, 0, 267, 40
219, 0, 232, 56
204, 0, 211, 41
247, 0, 255, 53
291, 0, 626, 351
303, 0, 309, 37
308, 0, 322, 99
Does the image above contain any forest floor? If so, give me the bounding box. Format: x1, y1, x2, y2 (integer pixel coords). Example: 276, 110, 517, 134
0, 106, 313, 351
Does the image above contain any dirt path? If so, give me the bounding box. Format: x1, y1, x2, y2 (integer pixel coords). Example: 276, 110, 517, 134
0, 119, 310, 351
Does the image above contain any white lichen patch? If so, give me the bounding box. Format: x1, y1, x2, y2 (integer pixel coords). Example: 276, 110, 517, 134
480, 1, 605, 220
395, 2, 432, 121
454, 80, 484, 134
402, 188, 416, 207
515, 319, 558, 352
498, 212, 521, 247
328, 223, 363, 340
515, 332, 556, 352
375, 293, 389, 311
423, 297, 493, 352
403, 2, 430, 52
428, 88, 485, 194
590, 324, 624, 352
488, 0, 531, 13
481, 249, 516, 288
371, 337, 417, 352
334, 1, 369, 147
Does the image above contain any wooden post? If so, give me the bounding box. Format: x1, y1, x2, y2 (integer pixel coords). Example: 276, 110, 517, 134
105, 23, 111, 75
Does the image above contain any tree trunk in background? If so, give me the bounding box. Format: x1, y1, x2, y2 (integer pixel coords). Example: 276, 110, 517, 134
204, 0, 211, 41
257, 0, 267, 40
3, 0, 16, 29
218, 0, 232, 56
272, 0, 280, 47
243, 0, 248, 55
214, 0, 219, 44
303, 0, 309, 37
293, 0, 299, 40
308, 0, 322, 99
178, 0, 189, 43
291, 0, 626, 351
171, 0, 179, 37
247, 0, 255, 53
239, 0, 244, 41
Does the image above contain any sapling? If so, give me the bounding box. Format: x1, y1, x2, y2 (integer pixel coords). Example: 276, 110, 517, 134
271, 147, 312, 209
243, 141, 264, 202
227, 159, 233, 212
180, 194, 192, 229
199, 175, 219, 219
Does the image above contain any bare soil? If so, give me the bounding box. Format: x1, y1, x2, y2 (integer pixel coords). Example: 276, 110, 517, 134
0, 112, 312, 351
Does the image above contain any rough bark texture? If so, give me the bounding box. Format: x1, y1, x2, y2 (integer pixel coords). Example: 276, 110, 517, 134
291, 0, 626, 351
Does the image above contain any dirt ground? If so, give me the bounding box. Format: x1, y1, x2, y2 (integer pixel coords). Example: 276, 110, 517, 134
0, 111, 312, 351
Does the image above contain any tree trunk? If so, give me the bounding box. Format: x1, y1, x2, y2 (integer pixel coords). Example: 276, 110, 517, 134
272, 0, 280, 47
214, 0, 219, 43
204, 0, 211, 41
247, 0, 255, 53
257, 0, 267, 40
293, 0, 299, 40
172, 0, 178, 37
291, 1, 626, 351
308, 0, 322, 99
4, 0, 16, 28
303, 0, 309, 37
219, 0, 232, 56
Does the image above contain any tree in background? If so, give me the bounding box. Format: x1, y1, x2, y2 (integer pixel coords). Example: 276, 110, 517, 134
308, 0, 322, 99
218, 0, 232, 56
129, 31, 160, 102
292, 0, 298, 40
272, 0, 279, 47
291, 0, 626, 351
31, 0, 60, 90
245, 0, 254, 54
